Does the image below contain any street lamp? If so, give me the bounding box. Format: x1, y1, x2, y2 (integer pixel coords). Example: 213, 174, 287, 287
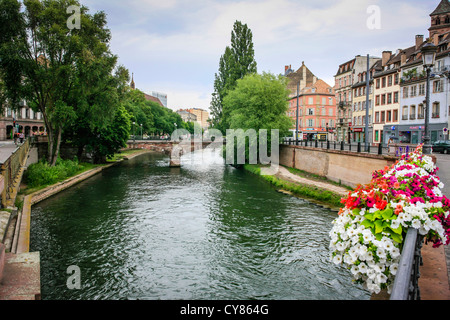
132, 122, 136, 146
140, 124, 143, 139
421, 42, 438, 154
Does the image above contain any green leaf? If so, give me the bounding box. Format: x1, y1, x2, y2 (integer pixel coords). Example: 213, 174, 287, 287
381, 208, 394, 220
364, 213, 375, 222
361, 219, 374, 229
390, 232, 403, 244
374, 220, 384, 234
389, 225, 403, 235
352, 208, 361, 216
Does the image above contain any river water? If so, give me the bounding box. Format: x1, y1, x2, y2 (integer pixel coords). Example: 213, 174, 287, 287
30, 149, 370, 300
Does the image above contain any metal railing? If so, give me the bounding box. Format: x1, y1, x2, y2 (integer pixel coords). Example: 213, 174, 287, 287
0, 138, 31, 208
390, 228, 424, 300
282, 138, 388, 155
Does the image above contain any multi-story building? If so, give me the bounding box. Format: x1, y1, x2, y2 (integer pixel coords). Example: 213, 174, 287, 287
0, 102, 46, 141
185, 108, 210, 130
351, 59, 381, 143
372, 50, 407, 145
176, 110, 197, 123
287, 79, 336, 141
392, 3, 450, 144
335, 56, 380, 142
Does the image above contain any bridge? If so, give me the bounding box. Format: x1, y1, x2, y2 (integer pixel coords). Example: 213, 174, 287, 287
126, 139, 223, 167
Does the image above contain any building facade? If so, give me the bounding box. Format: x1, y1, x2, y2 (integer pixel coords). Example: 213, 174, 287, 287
287, 79, 336, 141
176, 110, 197, 123
0, 103, 46, 141
185, 108, 210, 130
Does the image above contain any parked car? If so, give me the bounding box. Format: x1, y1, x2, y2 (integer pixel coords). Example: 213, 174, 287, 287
432, 140, 450, 154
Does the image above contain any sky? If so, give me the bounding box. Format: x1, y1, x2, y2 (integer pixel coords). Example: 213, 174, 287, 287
82, 0, 440, 112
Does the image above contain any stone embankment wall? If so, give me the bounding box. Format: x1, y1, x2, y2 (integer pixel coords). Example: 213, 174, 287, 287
279, 145, 398, 188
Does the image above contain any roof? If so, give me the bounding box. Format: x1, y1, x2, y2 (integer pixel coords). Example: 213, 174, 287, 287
144, 93, 164, 107
431, 0, 450, 16
285, 62, 318, 94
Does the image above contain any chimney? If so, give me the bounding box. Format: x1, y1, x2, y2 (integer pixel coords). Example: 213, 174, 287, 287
415, 35, 424, 50
382, 51, 392, 67
401, 52, 407, 66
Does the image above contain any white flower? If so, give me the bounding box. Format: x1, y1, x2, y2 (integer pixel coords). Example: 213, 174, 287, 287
412, 219, 422, 229
332, 255, 342, 265
390, 247, 401, 259
389, 263, 399, 275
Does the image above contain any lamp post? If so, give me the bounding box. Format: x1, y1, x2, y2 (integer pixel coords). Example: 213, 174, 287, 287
132, 121, 136, 146
421, 42, 438, 154
140, 124, 143, 139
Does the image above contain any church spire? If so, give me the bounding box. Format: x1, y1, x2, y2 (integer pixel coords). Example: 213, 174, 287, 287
130, 72, 135, 90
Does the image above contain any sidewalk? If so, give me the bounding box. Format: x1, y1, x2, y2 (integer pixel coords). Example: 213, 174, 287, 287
0, 141, 19, 164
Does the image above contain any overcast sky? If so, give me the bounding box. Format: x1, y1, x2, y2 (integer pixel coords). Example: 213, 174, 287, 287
82, 0, 439, 112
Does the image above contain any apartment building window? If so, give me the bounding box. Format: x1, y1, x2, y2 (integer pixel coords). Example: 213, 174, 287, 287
308, 119, 314, 127
419, 83, 425, 96
410, 105, 416, 120
402, 106, 408, 120
388, 75, 392, 86
432, 102, 440, 118
410, 85, 417, 97
7, 108, 12, 117
387, 93, 392, 104
393, 110, 398, 122
375, 112, 379, 123
381, 94, 386, 105
433, 80, 443, 93
375, 130, 379, 142
387, 110, 392, 122
375, 95, 380, 106
394, 91, 399, 103
376, 79, 380, 89
381, 111, 385, 123
321, 119, 326, 128
394, 74, 399, 85
321, 107, 326, 116
308, 97, 313, 104
403, 87, 409, 98
329, 108, 333, 116
382, 77, 386, 88
308, 108, 314, 115
418, 104, 424, 119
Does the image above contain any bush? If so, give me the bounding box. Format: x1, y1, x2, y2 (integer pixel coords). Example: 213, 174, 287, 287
25, 157, 83, 188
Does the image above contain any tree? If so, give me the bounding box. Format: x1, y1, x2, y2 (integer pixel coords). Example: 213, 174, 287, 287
223, 72, 293, 165
210, 21, 257, 132
0, 0, 120, 165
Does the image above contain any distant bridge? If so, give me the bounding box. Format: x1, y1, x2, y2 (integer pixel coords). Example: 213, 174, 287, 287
126, 139, 223, 167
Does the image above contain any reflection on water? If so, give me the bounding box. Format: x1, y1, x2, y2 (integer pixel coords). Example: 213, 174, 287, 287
30, 149, 370, 300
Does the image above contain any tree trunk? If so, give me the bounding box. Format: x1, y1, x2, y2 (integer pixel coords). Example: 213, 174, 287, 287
51, 126, 62, 166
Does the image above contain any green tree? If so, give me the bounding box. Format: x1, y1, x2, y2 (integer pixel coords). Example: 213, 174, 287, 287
0, 0, 120, 165
210, 21, 257, 132
223, 72, 293, 165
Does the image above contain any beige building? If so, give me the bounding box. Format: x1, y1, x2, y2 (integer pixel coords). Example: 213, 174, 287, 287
176, 110, 197, 123
0, 103, 46, 141
186, 108, 210, 129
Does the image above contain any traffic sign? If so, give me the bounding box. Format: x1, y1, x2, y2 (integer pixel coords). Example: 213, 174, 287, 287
444, 127, 448, 135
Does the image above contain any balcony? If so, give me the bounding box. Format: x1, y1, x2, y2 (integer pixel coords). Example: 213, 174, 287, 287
409, 115, 416, 120
402, 115, 408, 121
432, 113, 440, 119
338, 101, 350, 108
418, 114, 424, 119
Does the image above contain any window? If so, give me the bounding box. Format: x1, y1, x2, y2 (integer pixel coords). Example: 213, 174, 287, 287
375, 130, 379, 142
418, 104, 424, 119
382, 77, 386, 88
433, 80, 443, 93
308, 119, 314, 127
387, 93, 392, 104
419, 84, 425, 96
410, 85, 417, 97
381, 111, 385, 123
381, 94, 386, 105
393, 91, 399, 103
308, 97, 314, 104
375, 95, 380, 106
394, 74, 399, 85
403, 87, 409, 98
308, 108, 314, 115
388, 75, 392, 86
432, 102, 440, 118
387, 110, 392, 122
329, 108, 333, 116
376, 79, 380, 89
410, 105, 416, 120
402, 106, 408, 120
375, 112, 380, 123
393, 110, 398, 122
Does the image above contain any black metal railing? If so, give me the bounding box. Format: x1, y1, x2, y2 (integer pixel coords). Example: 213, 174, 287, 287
390, 228, 424, 300
282, 138, 387, 155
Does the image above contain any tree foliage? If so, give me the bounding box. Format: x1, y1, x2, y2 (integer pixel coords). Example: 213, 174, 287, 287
210, 21, 257, 132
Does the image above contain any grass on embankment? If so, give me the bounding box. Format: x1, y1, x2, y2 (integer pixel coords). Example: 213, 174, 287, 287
20, 149, 145, 195
243, 164, 345, 210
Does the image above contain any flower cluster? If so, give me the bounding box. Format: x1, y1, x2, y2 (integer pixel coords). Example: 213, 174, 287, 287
329, 144, 450, 294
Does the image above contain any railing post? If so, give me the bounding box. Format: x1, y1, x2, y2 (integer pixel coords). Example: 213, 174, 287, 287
315, 140, 318, 148
340, 141, 344, 151
378, 143, 383, 155
327, 140, 330, 150
357, 142, 361, 153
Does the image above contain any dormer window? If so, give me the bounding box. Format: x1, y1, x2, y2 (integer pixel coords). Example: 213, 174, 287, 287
436, 17, 441, 25
445, 16, 449, 24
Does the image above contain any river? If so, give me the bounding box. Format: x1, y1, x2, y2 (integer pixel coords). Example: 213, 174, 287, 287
30, 149, 370, 300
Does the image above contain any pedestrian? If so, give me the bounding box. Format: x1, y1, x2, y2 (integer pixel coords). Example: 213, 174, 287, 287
19, 132, 24, 144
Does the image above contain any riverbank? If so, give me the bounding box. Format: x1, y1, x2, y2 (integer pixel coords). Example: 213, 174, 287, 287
243, 164, 349, 211
0, 148, 152, 300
